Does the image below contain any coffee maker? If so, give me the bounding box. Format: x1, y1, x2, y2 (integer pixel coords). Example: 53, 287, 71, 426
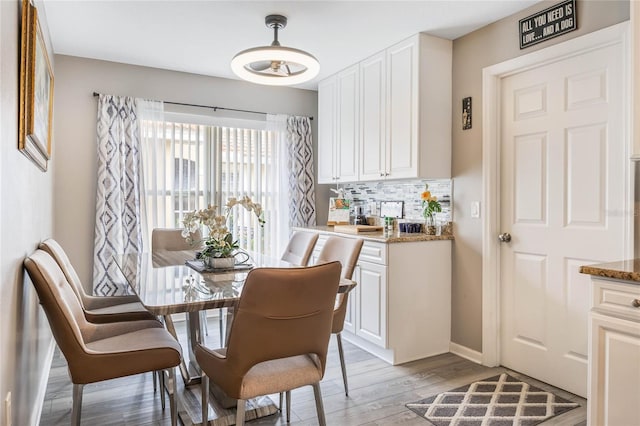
351, 204, 368, 225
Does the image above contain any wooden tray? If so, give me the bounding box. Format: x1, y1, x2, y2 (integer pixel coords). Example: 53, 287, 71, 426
333, 225, 384, 234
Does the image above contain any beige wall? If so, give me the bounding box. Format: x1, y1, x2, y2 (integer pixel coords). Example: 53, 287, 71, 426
53, 56, 319, 289
450, 0, 629, 352
0, 0, 55, 424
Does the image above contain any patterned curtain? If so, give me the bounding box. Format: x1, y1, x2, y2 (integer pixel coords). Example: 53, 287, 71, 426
93, 94, 146, 295
286, 116, 317, 227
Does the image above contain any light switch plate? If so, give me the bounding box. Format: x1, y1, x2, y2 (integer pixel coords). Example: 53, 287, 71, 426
471, 201, 481, 218
368, 201, 378, 216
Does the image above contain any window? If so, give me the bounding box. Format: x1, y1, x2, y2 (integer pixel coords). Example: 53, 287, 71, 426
140, 119, 282, 256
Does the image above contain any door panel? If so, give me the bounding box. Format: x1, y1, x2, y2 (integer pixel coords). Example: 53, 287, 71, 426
500, 43, 625, 397
566, 124, 606, 226
514, 133, 547, 224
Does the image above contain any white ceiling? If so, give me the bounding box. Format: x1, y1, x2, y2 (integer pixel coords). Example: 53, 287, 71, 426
42, 0, 543, 90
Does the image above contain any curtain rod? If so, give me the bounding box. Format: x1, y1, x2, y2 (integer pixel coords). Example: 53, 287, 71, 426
92, 92, 313, 120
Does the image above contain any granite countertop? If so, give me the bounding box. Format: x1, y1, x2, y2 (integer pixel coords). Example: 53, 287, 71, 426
296, 226, 454, 244
579, 259, 640, 283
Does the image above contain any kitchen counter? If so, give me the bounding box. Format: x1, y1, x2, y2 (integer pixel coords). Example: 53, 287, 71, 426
299, 225, 452, 364
296, 225, 454, 244
579, 259, 640, 283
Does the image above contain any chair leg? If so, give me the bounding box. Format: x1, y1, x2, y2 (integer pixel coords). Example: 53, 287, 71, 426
312, 383, 327, 426
169, 368, 178, 426
278, 392, 283, 411
71, 383, 84, 426
201, 310, 209, 336
219, 307, 226, 347
160, 371, 166, 410
236, 399, 246, 426
286, 390, 291, 423
201, 373, 209, 426
336, 333, 349, 396
153, 370, 157, 392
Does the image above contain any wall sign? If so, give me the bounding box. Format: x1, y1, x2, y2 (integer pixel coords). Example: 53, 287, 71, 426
519, 0, 577, 49
462, 97, 472, 130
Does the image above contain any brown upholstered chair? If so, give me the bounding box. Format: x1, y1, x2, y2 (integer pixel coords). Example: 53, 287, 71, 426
279, 236, 364, 420
24, 250, 182, 426
315, 236, 364, 396
280, 230, 319, 266
39, 239, 157, 323
40, 238, 172, 404
151, 227, 203, 253
196, 262, 342, 426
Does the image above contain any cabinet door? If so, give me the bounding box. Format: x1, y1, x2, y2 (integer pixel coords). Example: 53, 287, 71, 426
336, 65, 359, 182
356, 261, 387, 347
589, 312, 640, 426
342, 265, 358, 334
633, 1, 640, 158
317, 76, 337, 184
360, 52, 387, 181
387, 36, 419, 179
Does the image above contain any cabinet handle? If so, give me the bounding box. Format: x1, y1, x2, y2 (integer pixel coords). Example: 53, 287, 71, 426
379, 173, 384, 177
632, 299, 640, 308
385, 172, 390, 177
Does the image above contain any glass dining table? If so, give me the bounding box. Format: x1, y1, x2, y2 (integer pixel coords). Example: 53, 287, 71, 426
113, 250, 357, 425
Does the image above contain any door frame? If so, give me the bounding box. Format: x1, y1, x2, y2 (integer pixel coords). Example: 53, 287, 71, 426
481, 22, 633, 366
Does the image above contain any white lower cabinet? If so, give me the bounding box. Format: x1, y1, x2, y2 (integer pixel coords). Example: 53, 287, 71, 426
588, 278, 640, 426
310, 231, 451, 365
353, 260, 388, 347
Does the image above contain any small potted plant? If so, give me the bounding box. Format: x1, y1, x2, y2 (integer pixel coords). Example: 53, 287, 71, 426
182, 196, 265, 268
421, 185, 442, 235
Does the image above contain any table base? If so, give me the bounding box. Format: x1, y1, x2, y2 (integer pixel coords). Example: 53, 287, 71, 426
177, 385, 278, 426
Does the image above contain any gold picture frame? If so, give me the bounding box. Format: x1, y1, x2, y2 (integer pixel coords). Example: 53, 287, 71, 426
19, 0, 54, 171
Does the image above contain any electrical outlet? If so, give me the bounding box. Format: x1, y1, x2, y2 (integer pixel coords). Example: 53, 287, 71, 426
368, 201, 378, 216
5, 392, 11, 426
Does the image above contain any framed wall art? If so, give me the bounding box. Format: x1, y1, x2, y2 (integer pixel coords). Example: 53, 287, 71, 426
19, 0, 54, 171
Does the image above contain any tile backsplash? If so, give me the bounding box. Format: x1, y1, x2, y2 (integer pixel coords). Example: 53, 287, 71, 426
339, 179, 452, 222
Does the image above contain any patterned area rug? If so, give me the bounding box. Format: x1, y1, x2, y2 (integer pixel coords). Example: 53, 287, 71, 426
406, 373, 579, 426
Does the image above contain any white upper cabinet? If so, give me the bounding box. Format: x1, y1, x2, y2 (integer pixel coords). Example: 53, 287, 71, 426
359, 51, 387, 181
386, 33, 452, 179
317, 76, 337, 183
317, 65, 359, 184
336, 65, 360, 182
319, 33, 452, 183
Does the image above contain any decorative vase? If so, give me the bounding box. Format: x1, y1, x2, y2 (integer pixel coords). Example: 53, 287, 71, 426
205, 257, 235, 269
424, 215, 436, 235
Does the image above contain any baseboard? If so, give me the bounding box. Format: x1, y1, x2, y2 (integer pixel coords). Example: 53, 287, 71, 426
341, 331, 395, 365
31, 338, 56, 426
449, 341, 483, 364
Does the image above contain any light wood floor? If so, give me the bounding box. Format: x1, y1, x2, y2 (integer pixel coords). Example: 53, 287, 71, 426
40, 317, 587, 425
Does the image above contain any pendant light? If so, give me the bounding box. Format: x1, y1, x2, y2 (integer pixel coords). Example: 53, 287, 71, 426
231, 15, 320, 86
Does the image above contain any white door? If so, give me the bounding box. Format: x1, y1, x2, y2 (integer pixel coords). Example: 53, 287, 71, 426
499, 42, 625, 397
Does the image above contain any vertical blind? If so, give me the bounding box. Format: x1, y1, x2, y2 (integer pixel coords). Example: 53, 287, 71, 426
140, 119, 282, 256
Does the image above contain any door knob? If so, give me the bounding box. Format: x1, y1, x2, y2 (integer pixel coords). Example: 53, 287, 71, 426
498, 233, 512, 243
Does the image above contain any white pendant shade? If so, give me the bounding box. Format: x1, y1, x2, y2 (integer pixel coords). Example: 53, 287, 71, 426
230, 14, 319, 86
231, 46, 320, 86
